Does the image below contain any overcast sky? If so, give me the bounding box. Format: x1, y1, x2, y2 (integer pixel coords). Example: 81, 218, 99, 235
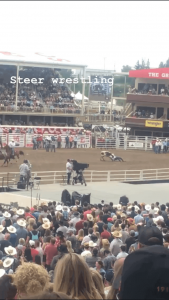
0, 1, 169, 71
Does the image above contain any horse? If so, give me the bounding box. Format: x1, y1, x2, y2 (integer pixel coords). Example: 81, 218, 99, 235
0, 145, 24, 166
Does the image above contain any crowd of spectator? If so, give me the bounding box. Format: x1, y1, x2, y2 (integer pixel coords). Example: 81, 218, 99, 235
1, 196, 169, 299
128, 84, 169, 96
132, 108, 155, 119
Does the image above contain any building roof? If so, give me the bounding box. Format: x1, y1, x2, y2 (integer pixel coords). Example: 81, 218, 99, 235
129, 68, 169, 80
0, 51, 87, 69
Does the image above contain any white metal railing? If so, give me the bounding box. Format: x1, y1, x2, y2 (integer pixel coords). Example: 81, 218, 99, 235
1, 168, 169, 187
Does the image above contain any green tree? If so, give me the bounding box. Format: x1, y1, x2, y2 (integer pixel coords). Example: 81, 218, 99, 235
146, 59, 150, 69
159, 62, 165, 68
165, 58, 169, 67
141, 59, 146, 69
135, 60, 141, 70
121, 65, 132, 72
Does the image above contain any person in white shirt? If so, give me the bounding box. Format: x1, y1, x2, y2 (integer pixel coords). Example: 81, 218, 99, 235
19, 160, 29, 182
66, 159, 72, 184
9, 140, 15, 156
116, 244, 128, 260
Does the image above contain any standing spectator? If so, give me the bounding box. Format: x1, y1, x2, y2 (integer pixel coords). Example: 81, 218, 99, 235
44, 238, 58, 272
110, 231, 123, 256
97, 215, 105, 234
134, 209, 144, 224
86, 247, 100, 268
74, 135, 78, 148
67, 229, 77, 251
0, 225, 5, 241
121, 224, 129, 243
15, 219, 28, 246
57, 135, 62, 148
65, 135, 69, 148
35, 240, 44, 264
125, 230, 136, 252
29, 240, 39, 262
7, 226, 17, 247
116, 244, 128, 259
75, 214, 84, 234
103, 250, 116, 271
69, 135, 73, 148
101, 224, 111, 240
0, 233, 12, 253
56, 221, 68, 237
94, 260, 106, 280
66, 159, 72, 185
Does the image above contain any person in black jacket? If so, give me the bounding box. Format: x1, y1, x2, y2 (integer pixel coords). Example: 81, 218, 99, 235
119, 196, 129, 206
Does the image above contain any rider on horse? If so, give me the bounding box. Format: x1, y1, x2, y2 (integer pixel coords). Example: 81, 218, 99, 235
9, 140, 16, 157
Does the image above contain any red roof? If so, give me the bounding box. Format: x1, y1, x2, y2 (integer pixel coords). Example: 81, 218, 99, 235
129, 68, 169, 80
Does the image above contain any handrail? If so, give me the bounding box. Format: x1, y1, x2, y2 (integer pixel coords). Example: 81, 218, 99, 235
0, 168, 169, 186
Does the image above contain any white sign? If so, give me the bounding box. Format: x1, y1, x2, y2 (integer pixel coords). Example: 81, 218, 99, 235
129, 142, 143, 148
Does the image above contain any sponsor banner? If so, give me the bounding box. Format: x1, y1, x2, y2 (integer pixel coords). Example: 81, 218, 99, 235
25, 134, 34, 148
129, 68, 169, 80
145, 120, 163, 128
129, 142, 143, 148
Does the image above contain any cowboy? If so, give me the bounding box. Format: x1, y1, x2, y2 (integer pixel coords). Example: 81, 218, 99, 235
74, 135, 78, 148
65, 135, 69, 148
8, 139, 15, 156
32, 136, 37, 150
57, 135, 62, 148
51, 136, 57, 152
110, 231, 123, 256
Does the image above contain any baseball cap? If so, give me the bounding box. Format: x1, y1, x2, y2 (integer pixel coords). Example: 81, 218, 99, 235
138, 226, 163, 246
119, 245, 169, 299
107, 217, 113, 222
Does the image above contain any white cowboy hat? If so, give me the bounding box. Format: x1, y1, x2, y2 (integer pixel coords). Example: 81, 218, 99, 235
17, 219, 26, 227
16, 209, 24, 216
4, 246, 17, 256
0, 225, 5, 233
89, 241, 97, 247
29, 240, 35, 247
111, 231, 122, 238
42, 222, 50, 230
7, 226, 16, 234
134, 205, 139, 212
145, 204, 151, 211
10, 207, 17, 213
3, 211, 11, 218
87, 214, 94, 222
56, 205, 62, 211
0, 269, 5, 278
113, 204, 121, 210
3, 257, 14, 268
42, 218, 50, 223
81, 251, 92, 258
127, 205, 133, 210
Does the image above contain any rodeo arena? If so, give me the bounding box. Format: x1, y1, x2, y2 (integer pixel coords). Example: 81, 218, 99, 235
1, 52, 169, 299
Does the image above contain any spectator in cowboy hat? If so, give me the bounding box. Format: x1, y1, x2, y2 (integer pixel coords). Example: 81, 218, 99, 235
7, 226, 17, 247
3, 257, 14, 274
3, 246, 19, 272
15, 219, 28, 246
0, 224, 5, 241
110, 231, 123, 256
81, 242, 92, 259
2, 212, 12, 229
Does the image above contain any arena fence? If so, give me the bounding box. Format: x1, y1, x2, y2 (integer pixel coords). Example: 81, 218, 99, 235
95, 135, 167, 151
0, 133, 91, 148
1, 168, 169, 188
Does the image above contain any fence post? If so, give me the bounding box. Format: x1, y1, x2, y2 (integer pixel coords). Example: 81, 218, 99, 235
145, 137, 147, 151
54, 172, 56, 184
107, 171, 110, 182
91, 171, 93, 182
156, 169, 158, 180
124, 135, 127, 150
140, 170, 143, 181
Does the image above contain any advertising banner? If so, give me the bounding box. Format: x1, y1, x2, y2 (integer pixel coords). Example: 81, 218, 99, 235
145, 120, 163, 128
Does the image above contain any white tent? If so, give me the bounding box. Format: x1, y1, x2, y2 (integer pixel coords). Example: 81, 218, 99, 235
74, 91, 89, 101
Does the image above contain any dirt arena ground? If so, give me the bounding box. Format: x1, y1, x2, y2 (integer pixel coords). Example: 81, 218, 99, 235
0, 148, 169, 172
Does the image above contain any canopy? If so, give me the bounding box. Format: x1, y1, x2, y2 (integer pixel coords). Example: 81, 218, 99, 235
74, 91, 89, 101
0, 51, 87, 69
129, 68, 169, 80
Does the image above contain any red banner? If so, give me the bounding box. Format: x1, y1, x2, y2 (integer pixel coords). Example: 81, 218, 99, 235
129, 68, 169, 80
